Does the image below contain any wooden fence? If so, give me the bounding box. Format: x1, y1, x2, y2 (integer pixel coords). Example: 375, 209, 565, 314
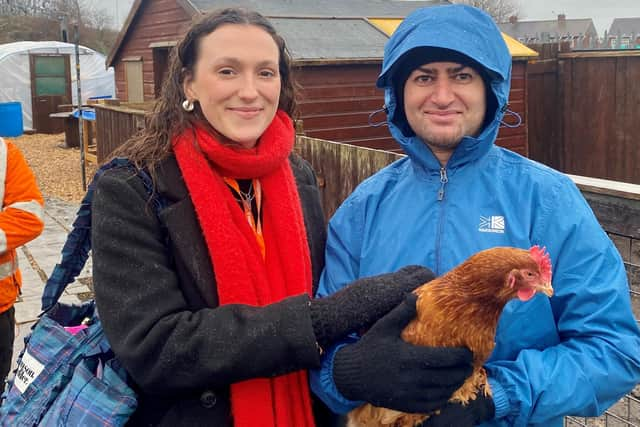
92, 106, 640, 297
294, 136, 400, 219
94, 105, 146, 163
296, 136, 640, 298
526, 43, 569, 172
567, 175, 640, 320
527, 44, 640, 185
90, 105, 640, 421
296, 138, 640, 427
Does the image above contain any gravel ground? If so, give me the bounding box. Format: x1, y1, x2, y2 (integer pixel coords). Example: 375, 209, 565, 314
6, 133, 97, 203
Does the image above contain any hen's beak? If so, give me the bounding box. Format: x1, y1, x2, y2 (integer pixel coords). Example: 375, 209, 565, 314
537, 282, 554, 297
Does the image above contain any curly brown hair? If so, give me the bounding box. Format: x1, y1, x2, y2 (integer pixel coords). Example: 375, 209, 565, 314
112, 8, 298, 173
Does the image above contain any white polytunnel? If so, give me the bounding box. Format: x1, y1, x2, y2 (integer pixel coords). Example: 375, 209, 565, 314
0, 41, 115, 131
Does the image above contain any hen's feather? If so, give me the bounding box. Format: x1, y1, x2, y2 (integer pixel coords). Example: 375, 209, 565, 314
347, 246, 553, 427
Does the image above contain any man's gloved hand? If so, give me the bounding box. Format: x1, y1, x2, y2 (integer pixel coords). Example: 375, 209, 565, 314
332, 294, 473, 414
418, 392, 495, 427
309, 265, 434, 348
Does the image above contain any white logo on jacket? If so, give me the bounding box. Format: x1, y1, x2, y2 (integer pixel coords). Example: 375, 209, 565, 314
479, 216, 505, 234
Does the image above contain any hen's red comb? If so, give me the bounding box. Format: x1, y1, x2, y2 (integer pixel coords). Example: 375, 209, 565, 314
529, 245, 552, 283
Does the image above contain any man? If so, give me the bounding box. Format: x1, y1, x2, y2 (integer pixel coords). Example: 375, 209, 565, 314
311, 4, 640, 426
0, 137, 44, 390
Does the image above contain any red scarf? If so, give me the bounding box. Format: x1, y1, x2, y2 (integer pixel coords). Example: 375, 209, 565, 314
172, 110, 315, 427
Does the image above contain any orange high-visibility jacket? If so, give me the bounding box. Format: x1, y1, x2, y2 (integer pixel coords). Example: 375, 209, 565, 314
0, 137, 44, 314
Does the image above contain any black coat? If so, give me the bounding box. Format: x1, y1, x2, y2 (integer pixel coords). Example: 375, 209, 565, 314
92, 154, 338, 426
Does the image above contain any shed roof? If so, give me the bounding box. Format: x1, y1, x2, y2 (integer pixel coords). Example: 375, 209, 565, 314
369, 18, 538, 59
187, 0, 448, 17
499, 18, 597, 40
270, 17, 388, 61
609, 18, 640, 36
107, 0, 450, 67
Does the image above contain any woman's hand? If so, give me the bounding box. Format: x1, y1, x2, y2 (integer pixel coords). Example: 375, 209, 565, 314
310, 265, 435, 348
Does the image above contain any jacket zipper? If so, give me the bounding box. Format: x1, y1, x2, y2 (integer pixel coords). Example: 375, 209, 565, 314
435, 167, 448, 273
437, 167, 448, 201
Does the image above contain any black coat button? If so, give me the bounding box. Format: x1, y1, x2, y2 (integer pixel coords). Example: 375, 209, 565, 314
200, 390, 217, 408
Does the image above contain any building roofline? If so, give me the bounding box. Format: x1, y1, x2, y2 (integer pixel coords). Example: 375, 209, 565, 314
105, 0, 445, 68
106, 0, 198, 68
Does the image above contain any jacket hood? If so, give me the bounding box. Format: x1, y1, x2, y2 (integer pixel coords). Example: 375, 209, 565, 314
377, 4, 512, 170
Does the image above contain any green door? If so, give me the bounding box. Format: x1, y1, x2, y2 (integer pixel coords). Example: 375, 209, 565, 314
30, 54, 71, 133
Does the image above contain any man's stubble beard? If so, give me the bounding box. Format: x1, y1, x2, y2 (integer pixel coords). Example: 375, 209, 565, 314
418, 126, 464, 152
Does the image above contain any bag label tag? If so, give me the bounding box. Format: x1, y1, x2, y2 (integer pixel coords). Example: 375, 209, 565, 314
14, 350, 45, 393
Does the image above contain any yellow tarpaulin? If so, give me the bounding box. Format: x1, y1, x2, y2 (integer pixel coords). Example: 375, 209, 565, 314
369, 18, 538, 59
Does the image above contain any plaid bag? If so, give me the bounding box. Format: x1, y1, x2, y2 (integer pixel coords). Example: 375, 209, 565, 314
0, 159, 163, 426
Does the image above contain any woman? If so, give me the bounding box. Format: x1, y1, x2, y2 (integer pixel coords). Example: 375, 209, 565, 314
91, 8, 439, 426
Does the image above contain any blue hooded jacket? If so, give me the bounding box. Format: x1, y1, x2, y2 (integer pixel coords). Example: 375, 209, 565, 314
310, 4, 640, 426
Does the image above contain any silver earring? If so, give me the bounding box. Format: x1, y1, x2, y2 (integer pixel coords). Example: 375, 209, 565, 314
182, 99, 194, 112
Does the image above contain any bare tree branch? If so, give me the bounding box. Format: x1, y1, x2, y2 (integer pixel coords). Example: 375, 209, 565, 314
0, 0, 117, 54
451, 0, 520, 23
0, 0, 55, 16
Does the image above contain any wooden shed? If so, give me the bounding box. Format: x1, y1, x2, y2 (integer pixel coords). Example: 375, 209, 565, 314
106, 0, 445, 102
106, 0, 537, 156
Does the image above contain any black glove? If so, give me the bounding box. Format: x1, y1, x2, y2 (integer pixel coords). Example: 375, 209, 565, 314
332, 294, 473, 414
309, 265, 435, 349
417, 392, 495, 427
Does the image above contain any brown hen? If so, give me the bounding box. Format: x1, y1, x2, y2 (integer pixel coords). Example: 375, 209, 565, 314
347, 246, 553, 427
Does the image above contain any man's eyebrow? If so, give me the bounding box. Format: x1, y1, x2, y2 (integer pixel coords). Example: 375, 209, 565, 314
415, 66, 436, 74
415, 64, 469, 74
447, 65, 467, 73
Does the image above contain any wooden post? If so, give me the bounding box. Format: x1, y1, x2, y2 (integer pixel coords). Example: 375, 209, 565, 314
74, 24, 86, 190
82, 120, 97, 164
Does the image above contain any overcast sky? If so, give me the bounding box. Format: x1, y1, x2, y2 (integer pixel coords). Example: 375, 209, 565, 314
518, 0, 640, 35
95, 0, 640, 38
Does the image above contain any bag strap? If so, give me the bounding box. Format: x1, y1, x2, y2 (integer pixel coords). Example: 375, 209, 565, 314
41, 158, 165, 312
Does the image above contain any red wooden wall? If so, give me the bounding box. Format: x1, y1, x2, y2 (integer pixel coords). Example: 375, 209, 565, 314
112, 0, 191, 101
295, 63, 395, 150
296, 61, 529, 156
110, 0, 529, 157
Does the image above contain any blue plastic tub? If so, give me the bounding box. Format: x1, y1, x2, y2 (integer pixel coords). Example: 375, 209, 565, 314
71, 108, 96, 121
0, 102, 23, 137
